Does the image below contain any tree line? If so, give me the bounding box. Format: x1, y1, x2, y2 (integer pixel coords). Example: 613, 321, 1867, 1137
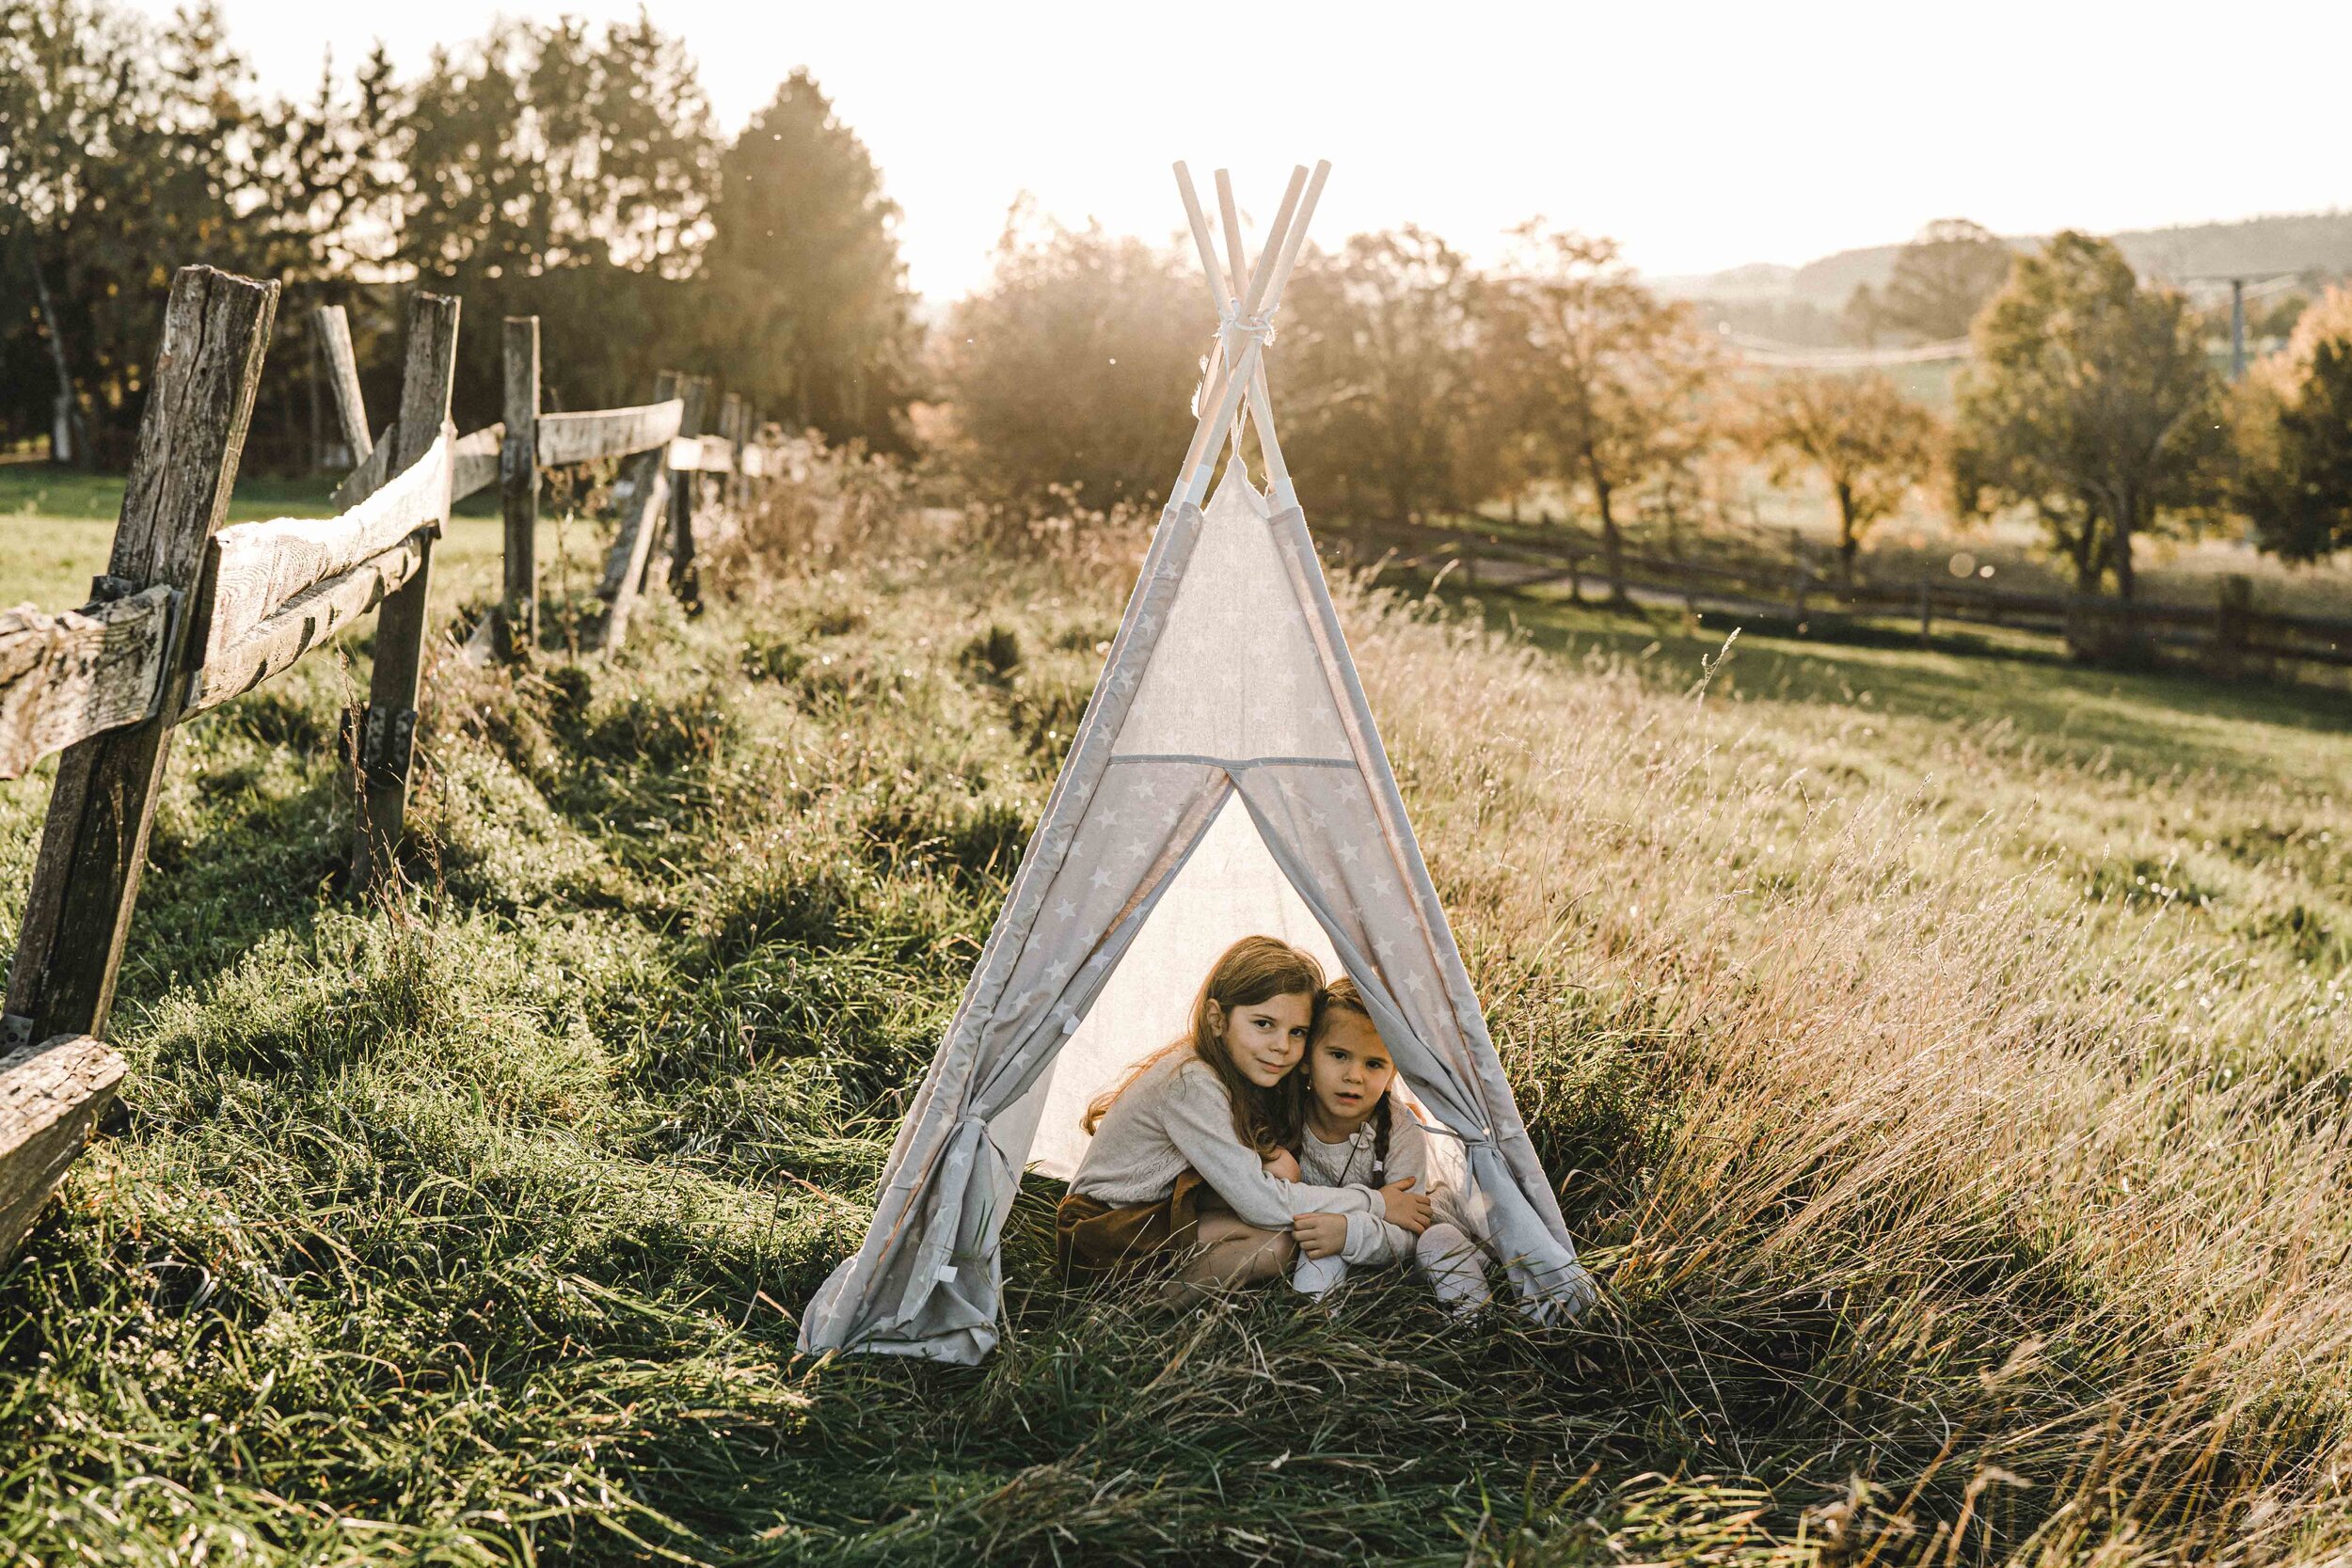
945, 212, 2352, 607
1, 0, 920, 466
10, 1, 2352, 611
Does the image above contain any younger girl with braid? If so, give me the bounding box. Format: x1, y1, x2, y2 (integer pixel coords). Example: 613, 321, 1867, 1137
1288, 978, 1494, 1311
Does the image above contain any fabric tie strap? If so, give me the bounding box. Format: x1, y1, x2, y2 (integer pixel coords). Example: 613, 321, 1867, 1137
1216, 305, 1277, 363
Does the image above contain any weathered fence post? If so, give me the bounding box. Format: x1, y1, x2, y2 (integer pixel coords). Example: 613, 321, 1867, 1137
2211, 573, 2254, 679
352, 293, 460, 894
1918, 579, 1932, 647
669, 375, 710, 611
720, 392, 746, 514
598, 371, 679, 653
4, 264, 278, 1044
315, 305, 371, 472
498, 316, 541, 662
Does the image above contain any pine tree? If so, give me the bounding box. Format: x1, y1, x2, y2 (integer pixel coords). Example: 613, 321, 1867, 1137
702, 70, 920, 451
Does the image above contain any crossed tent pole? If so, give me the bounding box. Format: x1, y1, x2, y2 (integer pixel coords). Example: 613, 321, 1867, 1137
1166, 159, 1331, 515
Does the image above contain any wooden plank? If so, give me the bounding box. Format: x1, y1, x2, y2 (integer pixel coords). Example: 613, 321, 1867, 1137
663, 433, 741, 473
0, 1035, 125, 1263
598, 371, 679, 649
499, 318, 540, 661
6, 264, 278, 1044
205, 435, 450, 661
314, 305, 371, 466
598, 452, 671, 653
0, 590, 175, 780
185, 536, 425, 716
351, 293, 460, 895
536, 400, 683, 467
451, 421, 502, 501
328, 425, 395, 510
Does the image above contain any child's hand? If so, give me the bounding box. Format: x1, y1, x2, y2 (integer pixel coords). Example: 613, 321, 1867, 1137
1263, 1148, 1302, 1182
1379, 1177, 1433, 1234
1293, 1212, 1347, 1259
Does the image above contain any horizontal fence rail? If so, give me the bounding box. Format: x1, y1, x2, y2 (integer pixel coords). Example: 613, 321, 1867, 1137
536, 401, 684, 467
1337, 518, 2352, 673
0, 590, 177, 782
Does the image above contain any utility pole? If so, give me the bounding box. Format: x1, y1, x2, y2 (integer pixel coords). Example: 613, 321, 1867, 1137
2186, 271, 2296, 384
2231, 278, 2246, 383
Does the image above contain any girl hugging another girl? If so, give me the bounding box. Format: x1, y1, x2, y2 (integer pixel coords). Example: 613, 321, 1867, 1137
1057, 937, 1433, 1303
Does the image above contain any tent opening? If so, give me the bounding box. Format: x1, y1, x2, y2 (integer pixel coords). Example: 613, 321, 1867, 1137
989, 789, 1341, 1181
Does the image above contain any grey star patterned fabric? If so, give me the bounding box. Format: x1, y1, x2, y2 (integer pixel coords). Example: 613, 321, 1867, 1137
798, 466, 1594, 1363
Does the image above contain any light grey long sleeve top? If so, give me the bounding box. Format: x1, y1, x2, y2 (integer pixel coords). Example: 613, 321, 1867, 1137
1297, 1108, 1441, 1265
1069, 1050, 1378, 1228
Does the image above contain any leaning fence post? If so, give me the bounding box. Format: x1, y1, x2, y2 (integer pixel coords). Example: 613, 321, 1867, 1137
598, 371, 678, 653
3, 265, 278, 1043
352, 293, 461, 895
315, 305, 372, 472
498, 316, 541, 661
668, 376, 710, 611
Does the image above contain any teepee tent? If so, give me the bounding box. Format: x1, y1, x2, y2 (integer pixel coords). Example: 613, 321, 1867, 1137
800, 163, 1596, 1363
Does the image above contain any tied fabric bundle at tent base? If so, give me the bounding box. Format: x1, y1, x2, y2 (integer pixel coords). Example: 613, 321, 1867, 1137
801, 161, 1599, 1363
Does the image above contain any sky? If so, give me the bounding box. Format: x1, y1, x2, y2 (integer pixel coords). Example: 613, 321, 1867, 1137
129, 0, 2352, 303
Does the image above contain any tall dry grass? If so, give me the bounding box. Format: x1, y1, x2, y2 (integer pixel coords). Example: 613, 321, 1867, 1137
1339, 578, 2352, 1561
5, 479, 2352, 1561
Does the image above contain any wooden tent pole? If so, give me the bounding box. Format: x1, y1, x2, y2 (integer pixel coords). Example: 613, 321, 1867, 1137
1171, 165, 1308, 507
1171, 164, 1317, 496
1171, 164, 1235, 440
1239, 161, 1327, 510
1215, 170, 1250, 299
1176, 163, 1329, 511
1211, 169, 1261, 479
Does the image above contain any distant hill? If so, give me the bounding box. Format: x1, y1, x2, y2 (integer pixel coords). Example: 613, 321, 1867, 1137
1657, 211, 2352, 307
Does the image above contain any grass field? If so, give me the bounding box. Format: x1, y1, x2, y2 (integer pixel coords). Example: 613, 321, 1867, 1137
4, 472, 2352, 1564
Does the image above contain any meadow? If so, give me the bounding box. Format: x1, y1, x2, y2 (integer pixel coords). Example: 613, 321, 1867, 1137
2, 468, 2351, 1564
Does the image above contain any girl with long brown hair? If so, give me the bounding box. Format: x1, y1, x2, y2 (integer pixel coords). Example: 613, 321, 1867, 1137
1057, 936, 1432, 1299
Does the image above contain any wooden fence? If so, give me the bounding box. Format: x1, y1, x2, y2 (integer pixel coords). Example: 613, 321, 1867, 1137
0, 269, 785, 1265
1338, 519, 2352, 675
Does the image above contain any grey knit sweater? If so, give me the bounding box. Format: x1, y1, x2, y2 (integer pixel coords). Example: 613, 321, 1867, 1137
1297, 1105, 1445, 1265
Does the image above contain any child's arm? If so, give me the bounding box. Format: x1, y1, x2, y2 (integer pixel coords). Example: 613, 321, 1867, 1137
1331, 1208, 1413, 1266
1160, 1069, 1376, 1229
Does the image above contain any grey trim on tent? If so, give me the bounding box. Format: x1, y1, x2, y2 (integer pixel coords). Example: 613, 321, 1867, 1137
1106, 752, 1356, 770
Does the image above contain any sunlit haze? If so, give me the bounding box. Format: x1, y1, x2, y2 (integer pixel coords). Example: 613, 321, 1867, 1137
119, 0, 2352, 300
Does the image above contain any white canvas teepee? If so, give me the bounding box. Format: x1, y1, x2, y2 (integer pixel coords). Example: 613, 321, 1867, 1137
799, 163, 1597, 1363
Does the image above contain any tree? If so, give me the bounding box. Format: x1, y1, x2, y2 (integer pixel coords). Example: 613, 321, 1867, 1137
941, 212, 1202, 514
1953, 231, 2223, 610
1, 0, 405, 467
2234, 284, 2352, 562
1871, 218, 2015, 342
1481, 226, 1716, 601
1278, 227, 1494, 524
395, 14, 718, 423
1740, 372, 1941, 576
702, 70, 921, 451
